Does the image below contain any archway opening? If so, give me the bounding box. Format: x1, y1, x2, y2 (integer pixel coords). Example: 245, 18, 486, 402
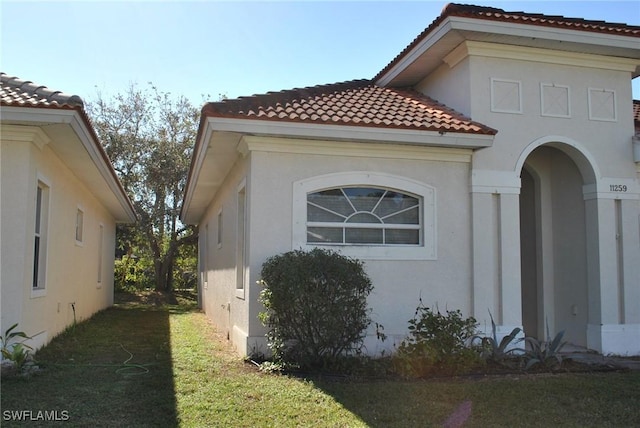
519, 145, 590, 347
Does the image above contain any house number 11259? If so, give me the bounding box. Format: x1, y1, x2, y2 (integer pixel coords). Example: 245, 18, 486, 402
609, 184, 627, 192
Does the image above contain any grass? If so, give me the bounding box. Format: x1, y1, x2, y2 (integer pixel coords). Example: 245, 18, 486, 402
2, 291, 639, 427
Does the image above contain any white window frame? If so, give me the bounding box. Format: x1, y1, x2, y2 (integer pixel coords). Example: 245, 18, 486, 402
75, 206, 85, 245
217, 209, 223, 249
202, 223, 209, 289
97, 224, 104, 287
293, 172, 436, 260
32, 175, 51, 298
236, 179, 248, 299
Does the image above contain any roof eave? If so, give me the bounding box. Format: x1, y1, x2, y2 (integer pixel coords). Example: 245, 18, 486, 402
1, 105, 137, 223
376, 15, 640, 86
204, 116, 495, 146
180, 114, 495, 224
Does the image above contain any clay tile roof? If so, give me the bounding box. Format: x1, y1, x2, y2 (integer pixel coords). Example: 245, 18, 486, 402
202, 79, 496, 135
374, 3, 640, 82
443, 3, 640, 35
1, 72, 84, 109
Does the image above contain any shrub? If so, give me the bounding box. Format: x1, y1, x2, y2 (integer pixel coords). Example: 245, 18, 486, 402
258, 248, 373, 370
394, 300, 480, 377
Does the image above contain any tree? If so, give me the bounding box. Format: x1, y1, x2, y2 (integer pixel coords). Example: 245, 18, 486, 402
87, 83, 199, 291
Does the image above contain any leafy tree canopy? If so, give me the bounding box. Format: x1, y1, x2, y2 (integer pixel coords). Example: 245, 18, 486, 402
87, 83, 199, 291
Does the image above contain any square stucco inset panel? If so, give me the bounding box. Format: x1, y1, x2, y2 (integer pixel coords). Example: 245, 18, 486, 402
588, 88, 616, 122
541, 84, 570, 118
491, 78, 522, 114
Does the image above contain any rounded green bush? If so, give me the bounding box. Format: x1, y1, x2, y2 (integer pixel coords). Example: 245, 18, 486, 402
258, 248, 373, 369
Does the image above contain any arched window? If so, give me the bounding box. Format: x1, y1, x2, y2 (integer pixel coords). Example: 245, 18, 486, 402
307, 187, 420, 245
292, 172, 436, 260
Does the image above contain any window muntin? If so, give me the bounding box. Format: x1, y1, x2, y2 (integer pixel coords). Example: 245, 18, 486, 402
306, 187, 421, 245
293, 172, 436, 261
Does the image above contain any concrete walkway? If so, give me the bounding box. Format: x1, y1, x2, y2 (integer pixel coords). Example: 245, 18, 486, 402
561, 345, 640, 371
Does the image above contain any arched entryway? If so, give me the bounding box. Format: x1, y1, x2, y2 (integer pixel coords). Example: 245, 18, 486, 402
518, 141, 597, 347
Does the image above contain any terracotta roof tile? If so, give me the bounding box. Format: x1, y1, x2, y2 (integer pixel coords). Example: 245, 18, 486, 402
1, 72, 84, 108
375, 3, 640, 82
202, 79, 496, 135
444, 3, 640, 35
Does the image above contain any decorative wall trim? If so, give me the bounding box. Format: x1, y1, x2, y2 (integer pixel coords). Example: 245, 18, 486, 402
540, 83, 571, 118
448, 40, 638, 73
240, 135, 474, 163
588, 87, 617, 122
1, 124, 51, 149
491, 78, 522, 114
471, 170, 521, 194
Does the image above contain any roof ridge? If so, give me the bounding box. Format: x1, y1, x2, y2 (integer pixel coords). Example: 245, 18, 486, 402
0, 72, 84, 108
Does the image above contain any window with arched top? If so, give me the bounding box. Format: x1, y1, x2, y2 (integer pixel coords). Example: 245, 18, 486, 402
292, 172, 436, 260
307, 187, 421, 245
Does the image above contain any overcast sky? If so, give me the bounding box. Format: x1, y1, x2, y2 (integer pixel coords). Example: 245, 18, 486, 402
1, 1, 639, 106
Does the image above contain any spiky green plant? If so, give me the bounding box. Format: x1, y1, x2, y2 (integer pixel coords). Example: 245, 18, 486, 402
473, 311, 523, 364
1, 323, 33, 372
524, 326, 567, 370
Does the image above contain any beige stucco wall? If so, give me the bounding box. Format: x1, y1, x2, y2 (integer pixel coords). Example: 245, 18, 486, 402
198, 156, 253, 354
194, 42, 639, 356
418, 44, 637, 177
416, 42, 640, 354
196, 140, 476, 355
1, 129, 117, 350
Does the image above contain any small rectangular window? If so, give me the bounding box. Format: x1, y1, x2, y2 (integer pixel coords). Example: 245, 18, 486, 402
236, 184, 247, 298
75, 208, 84, 243
203, 224, 209, 289
217, 209, 223, 248
33, 180, 50, 290
97, 224, 104, 285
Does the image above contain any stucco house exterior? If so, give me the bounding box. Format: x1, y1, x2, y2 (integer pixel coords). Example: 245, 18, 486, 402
181, 4, 640, 356
1, 73, 136, 350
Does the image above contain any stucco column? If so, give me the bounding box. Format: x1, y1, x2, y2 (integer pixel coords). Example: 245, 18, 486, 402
499, 193, 523, 326
621, 198, 640, 324
471, 170, 522, 332
471, 191, 497, 322
585, 197, 618, 325
585, 190, 640, 355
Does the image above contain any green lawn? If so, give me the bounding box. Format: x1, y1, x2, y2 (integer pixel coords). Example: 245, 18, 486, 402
2, 293, 639, 427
